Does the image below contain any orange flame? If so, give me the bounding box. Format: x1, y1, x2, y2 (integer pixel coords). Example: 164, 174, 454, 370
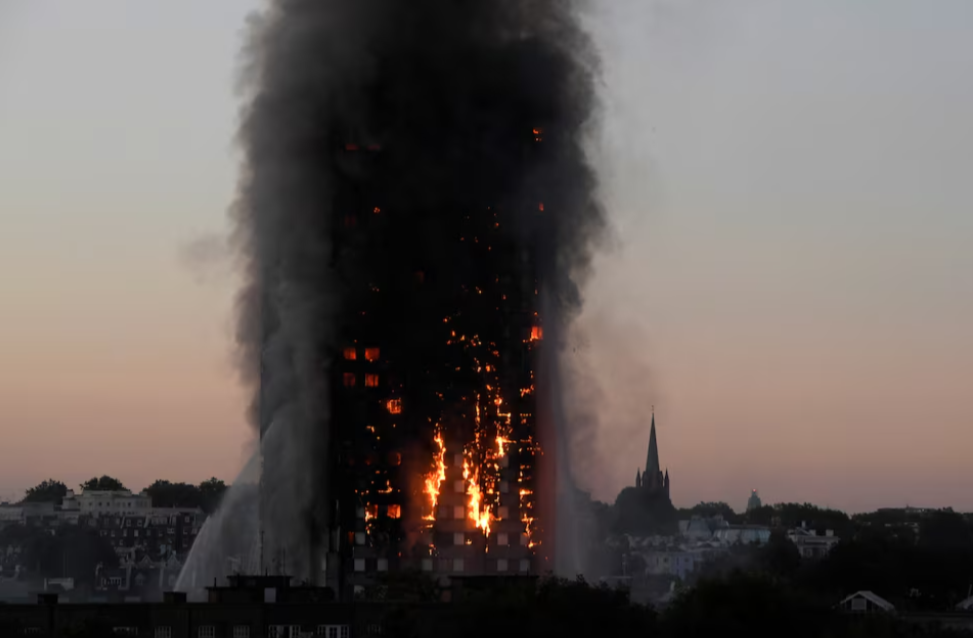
464, 457, 493, 536
423, 432, 447, 520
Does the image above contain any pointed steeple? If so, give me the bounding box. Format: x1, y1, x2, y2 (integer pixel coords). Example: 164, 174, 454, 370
635, 469, 642, 488
645, 411, 661, 477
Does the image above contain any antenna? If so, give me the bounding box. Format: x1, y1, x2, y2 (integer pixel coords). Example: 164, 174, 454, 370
259, 530, 264, 576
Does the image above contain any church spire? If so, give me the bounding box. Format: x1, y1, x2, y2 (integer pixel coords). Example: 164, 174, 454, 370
645, 410, 661, 477
635, 469, 642, 488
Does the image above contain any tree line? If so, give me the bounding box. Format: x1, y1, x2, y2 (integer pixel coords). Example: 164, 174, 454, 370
362, 570, 971, 638
18, 477, 227, 515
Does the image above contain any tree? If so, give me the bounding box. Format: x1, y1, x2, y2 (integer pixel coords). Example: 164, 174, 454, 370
411, 575, 657, 638
144, 480, 201, 509
918, 510, 972, 552
20, 529, 118, 585
612, 487, 678, 535
664, 571, 830, 638
687, 501, 741, 523
21, 479, 68, 504
79, 476, 126, 492
198, 477, 228, 514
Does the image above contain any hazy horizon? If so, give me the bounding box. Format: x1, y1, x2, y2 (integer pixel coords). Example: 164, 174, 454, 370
1, 1, 971, 514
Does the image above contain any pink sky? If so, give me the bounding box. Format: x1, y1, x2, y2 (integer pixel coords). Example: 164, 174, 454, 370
1, 2, 971, 513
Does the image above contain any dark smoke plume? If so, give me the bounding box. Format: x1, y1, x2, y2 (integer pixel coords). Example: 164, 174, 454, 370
232, 0, 604, 578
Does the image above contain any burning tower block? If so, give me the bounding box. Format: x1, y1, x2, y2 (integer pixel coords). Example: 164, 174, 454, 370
240, 0, 601, 600
329, 140, 549, 595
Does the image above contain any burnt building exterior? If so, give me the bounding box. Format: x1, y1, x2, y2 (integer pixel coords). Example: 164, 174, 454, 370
240, 0, 600, 598
318, 134, 549, 596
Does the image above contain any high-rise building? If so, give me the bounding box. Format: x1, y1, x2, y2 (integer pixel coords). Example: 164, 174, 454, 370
747, 490, 762, 512
291, 136, 551, 597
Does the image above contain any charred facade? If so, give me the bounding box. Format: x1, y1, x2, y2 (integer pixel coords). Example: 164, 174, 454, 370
330, 145, 548, 589
237, 0, 602, 596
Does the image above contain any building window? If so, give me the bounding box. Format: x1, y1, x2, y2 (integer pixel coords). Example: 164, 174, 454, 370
386, 504, 401, 519
364, 347, 380, 362
154, 628, 172, 638
500, 481, 509, 494
454, 532, 464, 546
453, 453, 464, 468
497, 533, 509, 546
498, 506, 509, 519
343, 347, 357, 361
453, 506, 464, 520
519, 559, 530, 572
233, 627, 251, 638
454, 480, 465, 494
354, 558, 366, 572
421, 558, 433, 572
387, 398, 402, 414
497, 559, 509, 572
453, 558, 464, 572
365, 374, 380, 387
356, 506, 365, 519
500, 455, 510, 468
198, 627, 216, 638
520, 534, 529, 547
343, 373, 357, 387
378, 558, 389, 572
355, 532, 366, 545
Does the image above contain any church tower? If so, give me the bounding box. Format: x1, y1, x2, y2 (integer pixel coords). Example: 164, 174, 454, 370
638, 412, 670, 500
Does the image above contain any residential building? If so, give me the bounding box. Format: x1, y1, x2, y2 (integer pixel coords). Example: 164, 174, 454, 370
712, 525, 771, 546
837, 591, 896, 614
787, 527, 840, 558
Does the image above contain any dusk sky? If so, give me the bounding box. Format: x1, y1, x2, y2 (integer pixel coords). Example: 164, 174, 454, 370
1, 1, 970, 513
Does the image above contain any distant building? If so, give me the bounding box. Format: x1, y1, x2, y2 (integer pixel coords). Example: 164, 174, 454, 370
634, 412, 670, 501
787, 527, 840, 558
65, 489, 152, 515
713, 525, 771, 546
0, 489, 203, 602
746, 490, 762, 512
642, 549, 707, 580
678, 516, 727, 541
837, 591, 895, 614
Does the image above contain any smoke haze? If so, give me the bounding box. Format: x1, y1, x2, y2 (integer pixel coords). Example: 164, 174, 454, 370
228, 0, 604, 579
